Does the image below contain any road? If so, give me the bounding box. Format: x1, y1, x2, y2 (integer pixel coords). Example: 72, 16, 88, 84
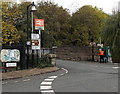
2, 60, 118, 93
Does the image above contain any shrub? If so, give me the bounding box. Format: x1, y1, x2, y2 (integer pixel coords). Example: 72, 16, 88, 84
37, 55, 53, 68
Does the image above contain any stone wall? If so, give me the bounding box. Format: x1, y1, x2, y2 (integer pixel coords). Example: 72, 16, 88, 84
54, 46, 99, 61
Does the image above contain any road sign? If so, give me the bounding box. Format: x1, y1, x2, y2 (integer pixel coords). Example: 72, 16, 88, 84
32, 39, 40, 50
6, 63, 17, 67
31, 33, 40, 40
35, 19, 44, 30
0, 49, 20, 62
97, 44, 103, 47
26, 41, 31, 46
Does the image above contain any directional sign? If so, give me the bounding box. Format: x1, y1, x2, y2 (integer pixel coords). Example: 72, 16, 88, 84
31, 33, 40, 40
35, 19, 44, 30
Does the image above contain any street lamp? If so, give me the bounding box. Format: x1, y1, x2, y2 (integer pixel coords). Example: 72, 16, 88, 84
26, 2, 37, 69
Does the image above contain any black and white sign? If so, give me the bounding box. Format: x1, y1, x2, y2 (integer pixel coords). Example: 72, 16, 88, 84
31, 33, 40, 40
6, 63, 17, 67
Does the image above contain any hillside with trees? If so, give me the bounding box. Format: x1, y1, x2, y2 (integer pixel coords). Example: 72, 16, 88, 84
1, 1, 119, 62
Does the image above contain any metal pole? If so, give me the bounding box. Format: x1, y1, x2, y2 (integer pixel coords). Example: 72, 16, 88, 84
31, 12, 34, 33
92, 44, 94, 61
91, 38, 94, 61
31, 11, 34, 68
26, 3, 33, 69
26, 2, 36, 68
100, 37, 101, 44
26, 6, 30, 69
39, 29, 41, 58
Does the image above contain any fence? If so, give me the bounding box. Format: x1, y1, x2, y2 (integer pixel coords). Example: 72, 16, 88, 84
54, 46, 99, 61
1, 43, 53, 72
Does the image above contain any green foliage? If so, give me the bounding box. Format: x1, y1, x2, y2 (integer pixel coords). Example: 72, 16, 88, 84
2, 2, 108, 48
36, 1, 71, 47
2, 2, 25, 45
102, 14, 120, 62
2, 21, 21, 45
37, 55, 53, 68
70, 5, 108, 46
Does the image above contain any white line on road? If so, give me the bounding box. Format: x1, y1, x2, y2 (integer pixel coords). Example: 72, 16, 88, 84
61, 68, 68, 73
40, 68, 69, 94
44, 79, 54, 81
40, 86, 52, 89
112, 67, 119, 69
41, 82, 52, 85
48, 76, 58, 79
23, 79, 30, 82
2, 82, 7, 84
41, 90, 54, 93
60, 74, 64, 76
14, 81, 19, 83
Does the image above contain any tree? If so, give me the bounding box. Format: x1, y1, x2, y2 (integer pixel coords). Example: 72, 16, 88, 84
2, 21, 21, 45
2, 2, 25, 45
36, 1, 71, 47
102, 13, 120, 62
70, 5, 108, 46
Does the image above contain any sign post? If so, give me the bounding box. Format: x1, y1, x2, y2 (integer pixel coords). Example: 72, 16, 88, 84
35, 19, 44, 58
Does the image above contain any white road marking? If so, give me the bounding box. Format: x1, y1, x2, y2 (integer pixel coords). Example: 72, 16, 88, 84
2, 82, 7, 84
61, 68, 68, 73
40, 86, 52, 89
41, 82, 52, 85
41, 90, 54, 93
14, 81, 19, 83
48, 76, 58, 79
60, 74, 64, 76
112, 67, 119, 69
44, 79, 54, 81
23, 79, 30, 82
40, 68, 68, 94
92, 66, 98, 67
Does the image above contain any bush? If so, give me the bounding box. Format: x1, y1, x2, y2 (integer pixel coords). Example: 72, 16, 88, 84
37, 55, 54, 68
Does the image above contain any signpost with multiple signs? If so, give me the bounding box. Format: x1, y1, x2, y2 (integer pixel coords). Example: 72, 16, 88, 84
33, 19, 44, 58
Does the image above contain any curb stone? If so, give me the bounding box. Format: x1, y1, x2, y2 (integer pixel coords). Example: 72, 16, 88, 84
2, 67, 60, 81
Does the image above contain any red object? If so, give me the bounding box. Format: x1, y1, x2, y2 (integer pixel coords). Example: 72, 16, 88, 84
100, 51, 104, 55
35, 19, 44, 27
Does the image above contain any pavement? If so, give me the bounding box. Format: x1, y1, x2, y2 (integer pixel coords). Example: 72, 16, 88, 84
2, 67, 60, 80
1, 60, 118, 80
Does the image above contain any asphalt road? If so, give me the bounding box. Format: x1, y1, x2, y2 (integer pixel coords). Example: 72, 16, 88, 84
2, 60, 118, 93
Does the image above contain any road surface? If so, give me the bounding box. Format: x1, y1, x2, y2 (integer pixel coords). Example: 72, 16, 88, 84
2, 60, 118, 93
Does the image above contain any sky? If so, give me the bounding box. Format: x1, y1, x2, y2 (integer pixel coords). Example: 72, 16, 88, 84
20, 0, 120, 14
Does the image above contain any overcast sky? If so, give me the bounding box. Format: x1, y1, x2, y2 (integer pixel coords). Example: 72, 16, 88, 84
24, 0, 120, 14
